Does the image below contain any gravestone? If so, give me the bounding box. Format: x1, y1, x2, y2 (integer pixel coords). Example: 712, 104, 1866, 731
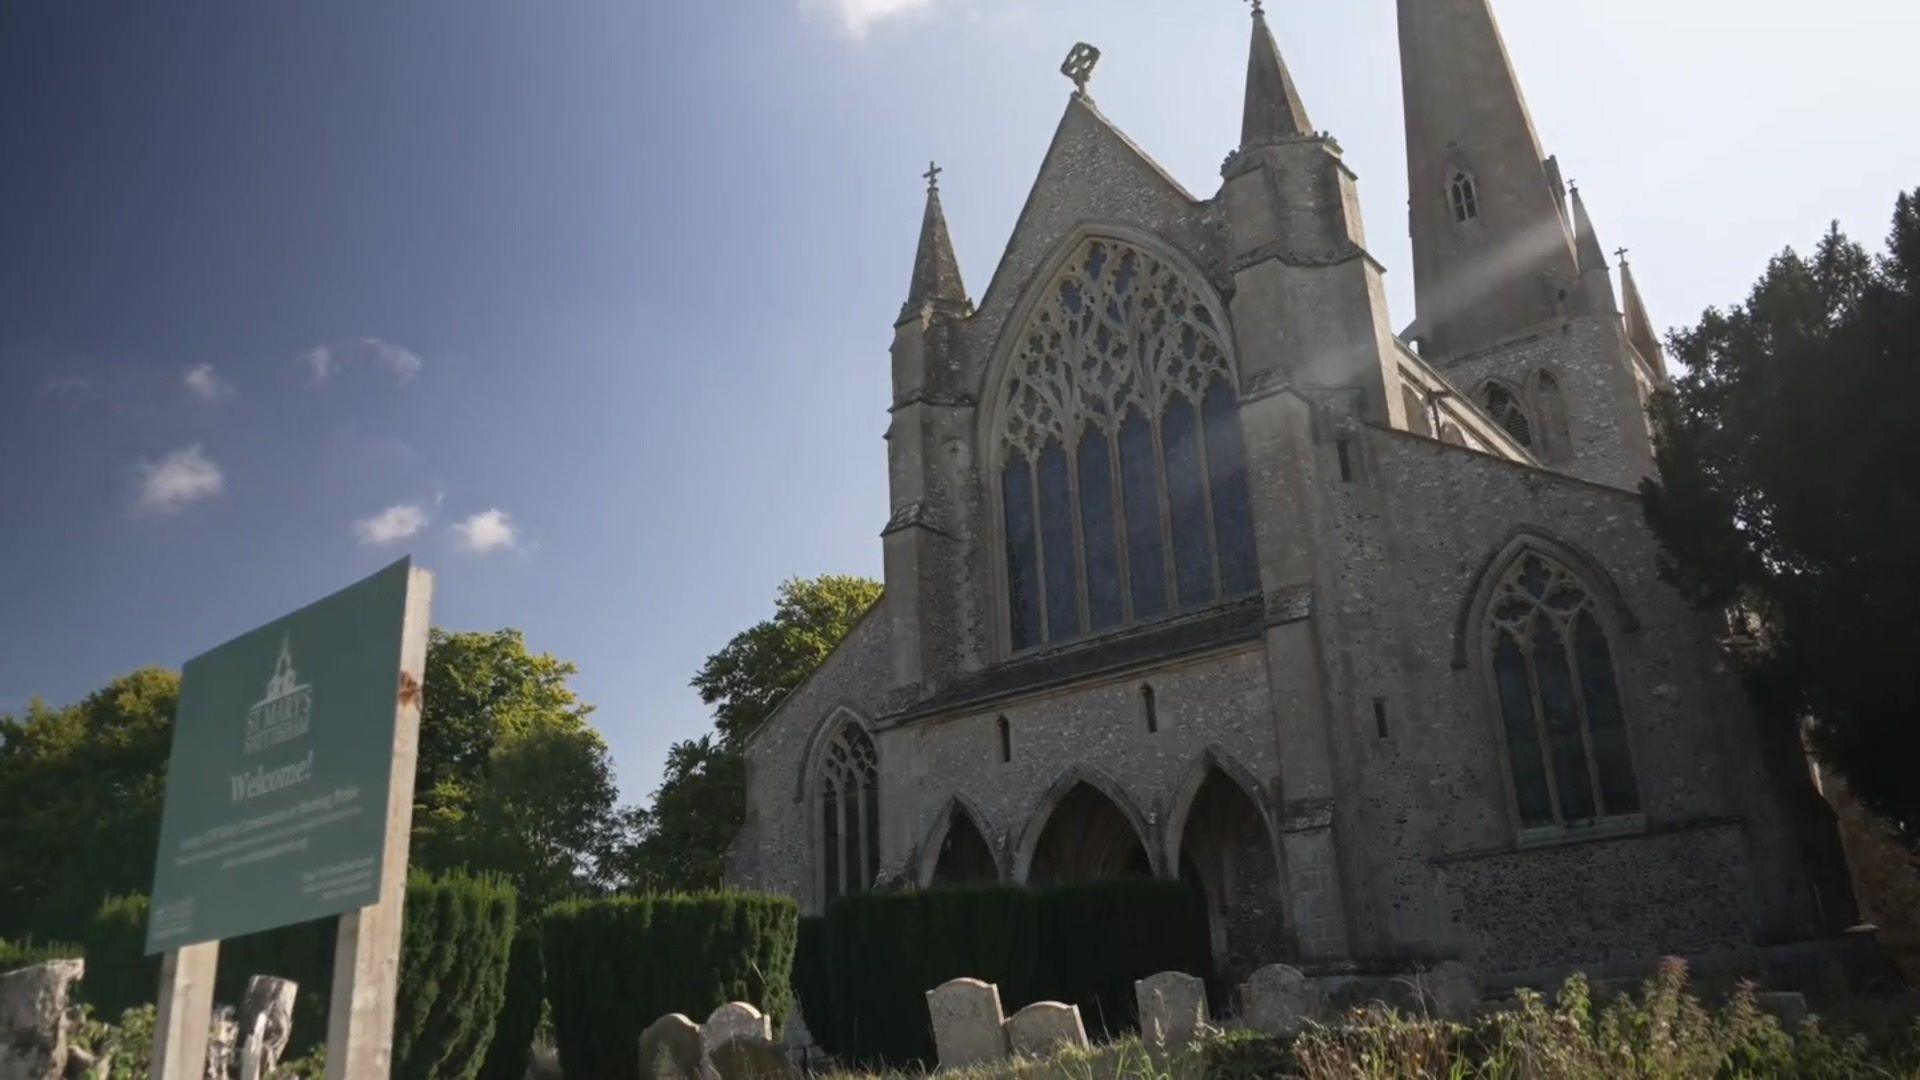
709, 1035, 798, 1080
925, 978, 1008, 1069
236, 975, 298, 1080
701, 1003, 772, 1061
638, 1013, 705, 1080
1004, 1001, 1089, 1059
1419, 961, 1480, 1021
1241, 963, 1320, 1036
206, 1005, 239, 1080
1135, 971, 1209, 1046
1757, 991, 1810, 1030
0, 959, 84, 1080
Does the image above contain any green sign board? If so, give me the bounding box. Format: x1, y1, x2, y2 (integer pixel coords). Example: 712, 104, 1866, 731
146, 559, 416, 954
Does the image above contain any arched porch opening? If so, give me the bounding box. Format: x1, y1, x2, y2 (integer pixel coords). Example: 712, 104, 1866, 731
930, 809, 999, 888
1028, 782, 1152, 887
1177, 768, 1284, 984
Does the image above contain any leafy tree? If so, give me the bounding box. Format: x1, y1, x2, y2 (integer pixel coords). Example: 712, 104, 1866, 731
410, 629, 623, 910
620, 576, 881, 892
0, 669, 178, 939
1643, 188, 1920, 845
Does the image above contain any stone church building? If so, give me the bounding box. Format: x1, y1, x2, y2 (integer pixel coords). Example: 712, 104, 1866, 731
729, 0, 1855, 982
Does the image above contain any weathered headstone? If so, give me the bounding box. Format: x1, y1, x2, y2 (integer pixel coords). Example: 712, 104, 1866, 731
1418, 961, 1480, 1021
925, 978, 1008, 1069
236, 975, 298, 1080
206, 1004, 239, 1080
1004, 1001, 1089, 1059
1135, 971, 1209, 1046
638, 1013, 705, 1080
1756, 991, 1810, 1030
709, 1035, 798, 1080
0, 959, 84, 1080
1241, 963, 1320, 1036
701, 1002, 772, 1060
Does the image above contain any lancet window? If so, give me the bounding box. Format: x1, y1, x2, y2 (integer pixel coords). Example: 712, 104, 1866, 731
996, 238, 1260, 651
818, 722, 880, 904
1450, 171, 1481, 223
1485, 551, 1641, 830
1482, 383, 1534, 447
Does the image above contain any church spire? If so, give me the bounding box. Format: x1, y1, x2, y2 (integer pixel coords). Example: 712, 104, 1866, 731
1398, 0, 1579, 359
901, 163, 968, 322
1568, 182, 1618, 314
1619, 254, 1667, 377
1241, 1, 1313, 149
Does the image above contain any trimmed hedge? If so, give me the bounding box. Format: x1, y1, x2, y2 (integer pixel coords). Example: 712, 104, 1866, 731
0, 936, 82, 974
476, 921, 545, 1080
82, 873, 518, 1080
542, 892, 799, 1080
801, 882, 1206, 1066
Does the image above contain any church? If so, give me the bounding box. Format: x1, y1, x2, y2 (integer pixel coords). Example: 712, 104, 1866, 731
728, 0, 1856, 984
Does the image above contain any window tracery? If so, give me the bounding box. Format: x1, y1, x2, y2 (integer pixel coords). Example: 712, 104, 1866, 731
996, 238, 1260, 650
1485, 551, 1640, 830
1450, 171, 1480, 224
1482, 383, 1534, 448
818, 722, 880, 904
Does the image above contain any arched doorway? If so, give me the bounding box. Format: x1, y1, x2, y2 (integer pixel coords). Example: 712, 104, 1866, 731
1177, 768, 1283, 983
1028, 782, 1152, 886
930, 809, 999, 887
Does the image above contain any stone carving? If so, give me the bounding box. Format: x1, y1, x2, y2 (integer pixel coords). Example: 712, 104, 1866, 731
638, 1013, 705, 1080
925, 978, 1008, 1069
235, 975, 298, 1080
1059, 43, 1101, 92
1004, 1001, 1089, 1058
0, 959, 85, 1080
1135, 971, 1209, 1046
1240, 963, 1320, 1036
709, 1035, 797, 1080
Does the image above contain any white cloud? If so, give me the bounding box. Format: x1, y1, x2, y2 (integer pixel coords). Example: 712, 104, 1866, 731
303, 338, 424, 385
183, 363, 232, 402
805, 0, 937, 37
452, 508, 518, 554
353, 504, 429, 546
136, 444, 224, 513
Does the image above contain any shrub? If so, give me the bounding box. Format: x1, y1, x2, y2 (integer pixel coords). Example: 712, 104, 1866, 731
803, 881, 1206, 1067
81, 873, 520, 1080
477, 921, 546, 1080
0, 935, 82, 974
542, 891, 799, 1080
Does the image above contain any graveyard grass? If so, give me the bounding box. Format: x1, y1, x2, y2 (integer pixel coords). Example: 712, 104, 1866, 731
818, 962, 1920, 1079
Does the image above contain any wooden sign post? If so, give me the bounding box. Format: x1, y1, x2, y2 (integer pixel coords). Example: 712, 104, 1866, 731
144, 559, 433, 1080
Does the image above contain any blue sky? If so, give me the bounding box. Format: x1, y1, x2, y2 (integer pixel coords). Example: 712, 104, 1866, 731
2, 0, 1915, 806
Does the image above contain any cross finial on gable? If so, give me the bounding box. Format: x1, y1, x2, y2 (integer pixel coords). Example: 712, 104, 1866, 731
1247, 0, 1265, 15
924, 161, 942, 193
1060, 42, 1101, 94
1614, 247, 1631, 265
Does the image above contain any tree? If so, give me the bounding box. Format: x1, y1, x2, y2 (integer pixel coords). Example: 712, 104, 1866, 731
0, 669, 178, 939
619, 576, 881, 892
411, 629, 623, 910
1643, 188, 1920, 845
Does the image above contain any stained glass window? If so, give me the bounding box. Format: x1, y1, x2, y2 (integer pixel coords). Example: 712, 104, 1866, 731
820, 723, 879, 905
1485, 551, 1641, 829
996, 237, 1261, 649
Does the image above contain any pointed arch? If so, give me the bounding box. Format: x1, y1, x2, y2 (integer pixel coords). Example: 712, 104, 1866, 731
794, 705, 875, 803
1529, 369, 1572, 462
1474, 378, 1535, 449
1161, 746, 1274, 873
1167, 751, 1287, 981
1013, 763, 1159, 885
1453, 530, 1640, 670
805, 711, 882, 907
915, 795, 1004, 888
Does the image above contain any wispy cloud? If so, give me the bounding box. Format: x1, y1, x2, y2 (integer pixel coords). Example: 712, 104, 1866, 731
304, 337, 424, 385
353, 503, 429, 546
183, 363, 233, 402
452, 508, 518, 554
804, 0, 938, 38
136, 444, 224, 513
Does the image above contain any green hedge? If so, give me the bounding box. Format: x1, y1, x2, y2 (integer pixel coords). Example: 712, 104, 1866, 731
801, 882, 1206, 1066
82, 873, 518, 1080
476, 921, 546, 1080
0, 936, 82, 974
542, 892, 799, 1080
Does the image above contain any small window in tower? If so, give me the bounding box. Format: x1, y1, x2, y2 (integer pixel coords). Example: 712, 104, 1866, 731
1450, 171, 1480, 224
1482, 384, 1534, 448
997, 715, 1012, 763
1141, 684, 1158, 734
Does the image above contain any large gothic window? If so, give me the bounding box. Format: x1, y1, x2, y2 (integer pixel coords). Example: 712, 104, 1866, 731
997, 238, 1260, 651
818, 723, 880, 904
1485, 552, 1640, 830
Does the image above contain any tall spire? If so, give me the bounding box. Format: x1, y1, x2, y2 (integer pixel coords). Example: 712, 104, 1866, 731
1568, 182, 1618, 315
1618, 254, 1667, 377
1241, 1, 1313, 149
901, 162, 968, 322
1398, 0, 1579, 359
